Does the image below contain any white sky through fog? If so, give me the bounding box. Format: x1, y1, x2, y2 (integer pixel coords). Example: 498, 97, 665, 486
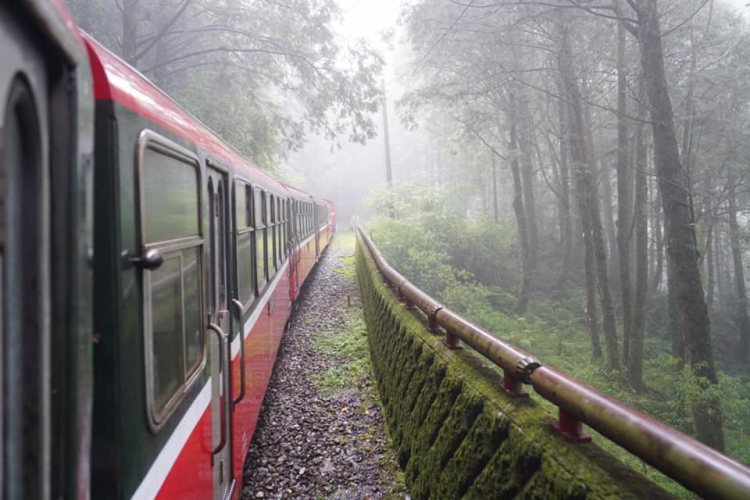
336, 0, 403, 48
721, 0, 749, 18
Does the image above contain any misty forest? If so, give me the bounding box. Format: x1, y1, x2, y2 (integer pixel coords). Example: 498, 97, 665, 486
72, 0, 750, 495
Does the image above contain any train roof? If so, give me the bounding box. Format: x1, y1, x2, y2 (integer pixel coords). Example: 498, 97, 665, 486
81, 33, 289, 196
282, 183, 314, 202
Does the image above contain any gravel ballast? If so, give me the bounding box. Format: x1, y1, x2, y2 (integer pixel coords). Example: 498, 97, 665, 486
242, 233, 407, 499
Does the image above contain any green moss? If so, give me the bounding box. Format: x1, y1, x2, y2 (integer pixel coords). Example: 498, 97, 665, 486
355, 232, 676, 500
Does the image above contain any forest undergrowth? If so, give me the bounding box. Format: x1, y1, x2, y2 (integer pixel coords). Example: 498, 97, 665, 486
365, 183, 750, 496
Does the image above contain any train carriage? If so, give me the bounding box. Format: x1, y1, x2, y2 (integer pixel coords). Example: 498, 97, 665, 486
283, 187, 335, 303
0, 3, 333, 498
82, 33, 333, 500
0, 2, 94, 499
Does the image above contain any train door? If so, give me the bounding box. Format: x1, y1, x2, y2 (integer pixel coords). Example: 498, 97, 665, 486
0, 12, 51, 499
293, 201, 302, 297
207, 168, 234, 499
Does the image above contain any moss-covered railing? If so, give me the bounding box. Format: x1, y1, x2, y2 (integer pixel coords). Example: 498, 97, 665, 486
355, 227, 750, 500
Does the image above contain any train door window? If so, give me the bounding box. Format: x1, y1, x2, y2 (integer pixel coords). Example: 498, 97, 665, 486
307, 203, 312, 236
268, 194, 276, 275
235, 182, 246, 229
137, 131, 204, 428
278, 198, 283, 263
278, 201, 284, 261
235, 180, 255, 306
254, 188, 267, 292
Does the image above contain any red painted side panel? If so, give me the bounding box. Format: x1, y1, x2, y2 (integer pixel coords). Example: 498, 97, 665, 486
230, 270, 293, 487
154, 407, 214, 499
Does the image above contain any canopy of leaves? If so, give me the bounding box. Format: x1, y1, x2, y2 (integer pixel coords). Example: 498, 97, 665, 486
70, 0, 384, 169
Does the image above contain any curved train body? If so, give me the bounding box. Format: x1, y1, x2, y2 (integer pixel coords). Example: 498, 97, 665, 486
1, 3, 334, 499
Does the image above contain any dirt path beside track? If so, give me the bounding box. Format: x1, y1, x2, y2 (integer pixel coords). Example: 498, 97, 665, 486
242, 232, 408, 500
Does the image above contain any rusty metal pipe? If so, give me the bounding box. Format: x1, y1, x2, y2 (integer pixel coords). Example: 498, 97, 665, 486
435, 308, 540, 382
531, 366, 750, 500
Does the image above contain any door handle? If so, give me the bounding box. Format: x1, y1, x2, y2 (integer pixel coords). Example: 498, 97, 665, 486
208, 322, 228, 457
231, 299, 246, 407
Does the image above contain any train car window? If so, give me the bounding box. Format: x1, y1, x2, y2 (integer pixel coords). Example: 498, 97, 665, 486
279, 202, 284, 260
143, 148, 199, 242
255, 188, 267, 292
268, 194, 276, 275
236, 182, 246, 229
236, 181, 255, 306
277, 198, 283, 263
237, 231, 254, 304
245, 184, 252, 227
137, 131, 204, 430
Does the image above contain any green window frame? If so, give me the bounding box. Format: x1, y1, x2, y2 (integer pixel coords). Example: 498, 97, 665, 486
255, 188, 267, 292
137, 130, 205, 431
235, 179, 255, 306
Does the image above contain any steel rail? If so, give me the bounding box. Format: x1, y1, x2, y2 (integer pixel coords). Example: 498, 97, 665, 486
357, 226, 750, 500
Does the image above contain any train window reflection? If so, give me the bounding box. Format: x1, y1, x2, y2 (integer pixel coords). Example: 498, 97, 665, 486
237, 231, 254, 304
142, 147, 199, 243
183, 247, 202, 372
256, 227, 267, 292
148, 247, 204, 420
236, 183, 246, 229
150, 255, 184, 413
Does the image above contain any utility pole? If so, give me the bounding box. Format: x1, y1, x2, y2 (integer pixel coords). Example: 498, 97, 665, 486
382, 79, 393, 185
492, 151, 499, 223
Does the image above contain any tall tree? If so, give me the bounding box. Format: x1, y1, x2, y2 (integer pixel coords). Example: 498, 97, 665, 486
615, 10, 634, 366
629, 79, 648, 391
626, 0, 725, 451
560, 26, 615, 365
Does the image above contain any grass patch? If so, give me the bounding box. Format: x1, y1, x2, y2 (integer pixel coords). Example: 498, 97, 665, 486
312, 313, 371, 397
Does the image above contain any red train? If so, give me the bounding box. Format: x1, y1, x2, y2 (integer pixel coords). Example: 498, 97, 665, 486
1, 2, 335, 499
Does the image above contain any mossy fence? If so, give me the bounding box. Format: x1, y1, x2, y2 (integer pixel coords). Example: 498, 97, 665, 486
355, 228, 750, 500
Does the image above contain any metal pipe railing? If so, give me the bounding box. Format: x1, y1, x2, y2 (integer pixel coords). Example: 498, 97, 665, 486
357, 226, 750, 500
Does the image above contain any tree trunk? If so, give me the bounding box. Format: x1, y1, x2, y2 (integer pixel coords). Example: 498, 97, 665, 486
716, 226, 726, 312
629, 79, 648, 391
492, 152, 499, 224
574, 83, 619, 370
616, 18, 634, 366
706, 221, 715, 311
508, 92, 532, 315
651, 194, 664, 293
634, 0, 724, 451
520, 99, 540, 272
728, 182, 749, 361
583, 80, 618, 282
555, 77, 573, 290
560, 29, 609, 361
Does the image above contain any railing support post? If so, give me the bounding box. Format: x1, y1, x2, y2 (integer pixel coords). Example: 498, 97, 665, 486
444, 330, 462, 350
551, 408, 592, 443
501, 371, 529, 398
428, 314, 439, 333
427, 305, 443, 334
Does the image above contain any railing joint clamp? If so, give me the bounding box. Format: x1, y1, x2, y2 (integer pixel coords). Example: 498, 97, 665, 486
427, 305, 443, 334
